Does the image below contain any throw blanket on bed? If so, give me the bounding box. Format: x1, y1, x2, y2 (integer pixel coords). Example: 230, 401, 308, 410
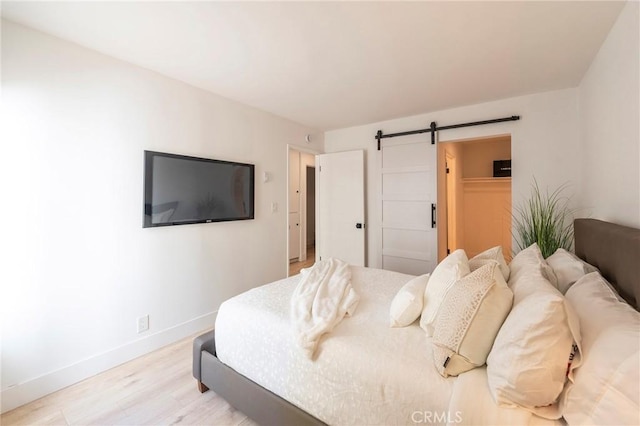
291, 257, 359, 359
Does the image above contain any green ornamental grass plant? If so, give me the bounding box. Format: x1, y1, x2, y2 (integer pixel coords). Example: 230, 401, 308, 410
513, 179, 575, 258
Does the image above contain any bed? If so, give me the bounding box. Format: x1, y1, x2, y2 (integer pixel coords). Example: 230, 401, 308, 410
193, 218, 640, 425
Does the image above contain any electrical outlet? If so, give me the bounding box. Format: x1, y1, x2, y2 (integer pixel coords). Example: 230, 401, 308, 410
137, 315, 149, 333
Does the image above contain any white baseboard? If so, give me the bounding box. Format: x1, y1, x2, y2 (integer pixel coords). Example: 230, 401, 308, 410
1, 311, 216, 414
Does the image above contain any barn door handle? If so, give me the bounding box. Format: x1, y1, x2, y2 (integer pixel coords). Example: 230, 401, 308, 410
431, 204, 436, 228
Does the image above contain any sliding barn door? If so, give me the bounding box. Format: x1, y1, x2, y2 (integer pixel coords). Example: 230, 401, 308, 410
381, 135, 437, 275
317, 150, 365, 266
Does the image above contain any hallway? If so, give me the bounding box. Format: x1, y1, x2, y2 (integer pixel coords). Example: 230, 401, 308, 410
289, 245, 315, 276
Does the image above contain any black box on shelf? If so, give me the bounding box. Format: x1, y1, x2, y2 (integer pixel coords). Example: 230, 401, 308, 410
493, 160, 511, 177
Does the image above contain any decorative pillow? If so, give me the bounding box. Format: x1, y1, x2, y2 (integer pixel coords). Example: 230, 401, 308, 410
486, 267, 581, 418
546, 248, 598, 294
561, 272, 640, 425
469, 246, 510, 281
420, 249, 470, 336
389, 274, 430, 327
508, 242, 558, 288
432, 261, 513, 377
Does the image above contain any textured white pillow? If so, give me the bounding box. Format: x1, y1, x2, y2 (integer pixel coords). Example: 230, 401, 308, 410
432, 261, 513, 377
546, 248, 598, 294
487, 268, 581, 418
508, 243, 558, 288
420, 249, 470, 336
561, 272, 640, 425
389, 274, 430, 327
469, 246, 510, 281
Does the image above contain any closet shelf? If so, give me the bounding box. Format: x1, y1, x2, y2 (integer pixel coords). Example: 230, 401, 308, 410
462, 177, 511, 183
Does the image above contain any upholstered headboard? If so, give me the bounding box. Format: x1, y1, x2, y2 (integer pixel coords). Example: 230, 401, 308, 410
574, 218, 640, 311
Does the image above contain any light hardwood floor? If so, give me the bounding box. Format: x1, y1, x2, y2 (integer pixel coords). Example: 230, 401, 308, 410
1, 331, 257, 426
289, 245, 316, 276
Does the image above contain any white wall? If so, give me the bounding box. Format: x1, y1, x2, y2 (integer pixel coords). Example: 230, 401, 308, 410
578, 1, 640, 228
325, 1, 640, 265
0, 20, 322, 412
325, 89, 581, 268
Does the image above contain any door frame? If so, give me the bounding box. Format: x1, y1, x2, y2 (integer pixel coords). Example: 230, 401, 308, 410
286, 144, 321, 276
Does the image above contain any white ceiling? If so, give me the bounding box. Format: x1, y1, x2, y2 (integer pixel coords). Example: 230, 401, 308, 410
1, 1, 626, 131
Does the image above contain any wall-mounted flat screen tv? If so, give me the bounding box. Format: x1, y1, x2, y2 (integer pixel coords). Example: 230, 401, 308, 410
143, 150, 255, 228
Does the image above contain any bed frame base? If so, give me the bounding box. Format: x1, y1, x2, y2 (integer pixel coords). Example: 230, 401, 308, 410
193, 330, 326, 426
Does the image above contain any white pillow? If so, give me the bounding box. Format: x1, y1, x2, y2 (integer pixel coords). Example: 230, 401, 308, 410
508, 243, 558, 288
487, 268, 581, 419
561, 272, 640, 425
469, 246, 510, 281
389, 274, 430, 327
546, 248, 598, 294
420, 249, 470, 336
432, 261, 513, 377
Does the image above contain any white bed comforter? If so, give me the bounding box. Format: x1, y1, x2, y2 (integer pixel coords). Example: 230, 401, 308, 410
216, 266, 454, 425
447, 367, 564, 426
215, 266, 563, 426
291, 258, 359, 359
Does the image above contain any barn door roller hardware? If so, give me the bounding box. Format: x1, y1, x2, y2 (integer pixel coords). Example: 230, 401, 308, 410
375, 115, 520, 150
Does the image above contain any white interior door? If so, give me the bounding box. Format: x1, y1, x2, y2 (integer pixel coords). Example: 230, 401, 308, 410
317, 150, 365, 266
381, 134, 437, 275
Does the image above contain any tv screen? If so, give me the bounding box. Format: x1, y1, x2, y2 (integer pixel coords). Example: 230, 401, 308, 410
143, 150, 255, 227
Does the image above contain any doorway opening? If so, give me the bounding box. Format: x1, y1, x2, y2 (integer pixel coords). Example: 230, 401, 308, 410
304, 165, 316, 259
288, 147, 318, 276
437, 134, 512, 262
289, 166, 316, 276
